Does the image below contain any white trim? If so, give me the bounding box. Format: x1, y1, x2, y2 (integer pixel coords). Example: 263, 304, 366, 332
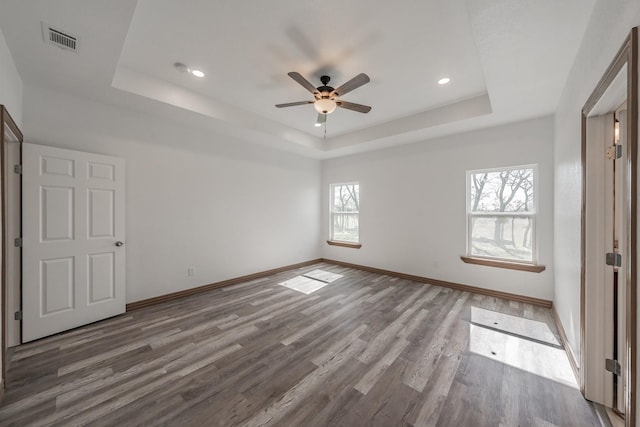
466, 162, 539, 176
469, 212, 535, 217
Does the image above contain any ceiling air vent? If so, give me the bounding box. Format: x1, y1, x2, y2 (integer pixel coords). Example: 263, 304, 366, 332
42, 22, 79, 53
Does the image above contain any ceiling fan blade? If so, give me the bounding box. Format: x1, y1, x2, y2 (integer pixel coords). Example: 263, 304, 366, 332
331, 73, 370, 97
316, 113, 326, 125
336, 100, 372, 113
288, 72, 319, 95
275, 101, 314, 108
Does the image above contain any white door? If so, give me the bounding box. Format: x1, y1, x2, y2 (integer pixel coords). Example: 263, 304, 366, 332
584, 114, 616, 406
614, 109, 628, 415
22, 143, 125, 342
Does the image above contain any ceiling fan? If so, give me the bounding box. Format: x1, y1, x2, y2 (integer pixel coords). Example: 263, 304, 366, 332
276, 72, 372, 125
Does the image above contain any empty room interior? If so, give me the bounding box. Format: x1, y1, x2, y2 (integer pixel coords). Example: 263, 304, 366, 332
0, 0, 639, 426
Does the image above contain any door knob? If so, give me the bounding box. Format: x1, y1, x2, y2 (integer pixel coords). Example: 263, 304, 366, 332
115, 241, 124, 247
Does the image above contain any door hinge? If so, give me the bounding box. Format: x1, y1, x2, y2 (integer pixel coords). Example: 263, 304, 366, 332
606, 144, 623, 160
14, 310, 22, 321
14, 237, 22, 247
606, 252, 622, 267
606, 358, 621, 376
13, 164, 22, 174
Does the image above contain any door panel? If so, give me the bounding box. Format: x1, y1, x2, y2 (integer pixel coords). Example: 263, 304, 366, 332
41, 186, 74, 241
88, 252, 115, 303
88, 189, 114, 238
41, 156, 74, 177
23, 143, 125, 342
88, 162, 114, 180
41, 257, 74, 314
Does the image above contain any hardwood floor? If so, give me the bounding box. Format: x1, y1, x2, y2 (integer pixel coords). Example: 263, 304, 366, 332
0, 262, 599, 426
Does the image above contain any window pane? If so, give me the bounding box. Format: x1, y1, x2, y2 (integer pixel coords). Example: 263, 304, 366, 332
331, 183, 360, 243
332, 213, 359, 242
470, 168, 534, 213
470, 215, 533, 262
332, 184, 359, 213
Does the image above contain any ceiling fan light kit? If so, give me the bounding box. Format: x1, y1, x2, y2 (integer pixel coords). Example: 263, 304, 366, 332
276, 72, 372, 125
314, 98, 337, 114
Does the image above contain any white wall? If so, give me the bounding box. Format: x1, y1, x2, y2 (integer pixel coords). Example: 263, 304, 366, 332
322, 116, 555, 300
553, 0, 640, 365
0, 25, 22, 126
23, 84, 322, 303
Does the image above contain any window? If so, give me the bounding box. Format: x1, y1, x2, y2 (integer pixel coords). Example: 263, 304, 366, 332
330, 183, 360, 243
467, 165, 537, 264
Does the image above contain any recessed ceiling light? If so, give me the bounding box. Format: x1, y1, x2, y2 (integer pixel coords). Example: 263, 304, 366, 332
191, 69, 205, 78
314, 122, 322, 127
438, 77, 451, 85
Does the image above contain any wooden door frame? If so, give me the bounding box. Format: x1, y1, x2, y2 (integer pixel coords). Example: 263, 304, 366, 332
0, 105, 23, 395
581, 27, 638, 426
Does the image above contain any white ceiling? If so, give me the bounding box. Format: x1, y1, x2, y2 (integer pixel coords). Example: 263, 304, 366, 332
0, 0, 596, 158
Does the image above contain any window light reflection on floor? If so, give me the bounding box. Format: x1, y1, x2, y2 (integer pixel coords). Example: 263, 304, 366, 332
469, 306, 578, 389
279, 270, 343, 294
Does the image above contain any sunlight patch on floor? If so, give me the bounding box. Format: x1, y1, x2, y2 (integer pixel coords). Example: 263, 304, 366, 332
303, 269, 343, 283
471, 306, 560, 346
279, 270, 343, 295
469, 307, 577, 389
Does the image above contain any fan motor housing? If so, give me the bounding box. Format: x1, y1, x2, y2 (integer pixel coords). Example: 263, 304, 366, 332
317, 75, 335, 96
317, 86, 335, 95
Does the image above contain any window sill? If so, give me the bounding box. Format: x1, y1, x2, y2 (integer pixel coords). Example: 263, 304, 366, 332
460, 256, 546, 273
327, 240, 362, 249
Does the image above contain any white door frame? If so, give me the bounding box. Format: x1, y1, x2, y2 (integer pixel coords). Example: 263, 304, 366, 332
4, 128, 21, 348
581, 27, 638, 427
0, 105, 23, 391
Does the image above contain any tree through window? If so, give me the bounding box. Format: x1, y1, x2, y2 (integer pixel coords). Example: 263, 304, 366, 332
330, 183, 359, 243
467, 166, 537, 263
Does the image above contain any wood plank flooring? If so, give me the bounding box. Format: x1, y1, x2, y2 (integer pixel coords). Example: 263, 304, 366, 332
0, 262, 600, 426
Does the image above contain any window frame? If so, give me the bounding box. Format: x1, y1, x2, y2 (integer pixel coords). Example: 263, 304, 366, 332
465, 164, 539, 265
329, 182, 360, 245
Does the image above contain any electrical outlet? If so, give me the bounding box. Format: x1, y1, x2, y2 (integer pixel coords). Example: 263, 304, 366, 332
187, 267, 195, 277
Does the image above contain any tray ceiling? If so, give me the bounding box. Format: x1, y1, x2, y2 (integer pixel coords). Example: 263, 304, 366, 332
0, 0, 596, 158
